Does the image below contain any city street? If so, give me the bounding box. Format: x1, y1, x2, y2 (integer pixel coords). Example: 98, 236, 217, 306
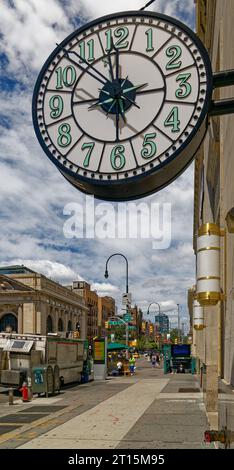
0, 358, 214, 449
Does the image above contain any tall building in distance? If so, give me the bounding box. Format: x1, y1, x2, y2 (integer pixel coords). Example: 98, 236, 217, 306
155, 313, 169, 335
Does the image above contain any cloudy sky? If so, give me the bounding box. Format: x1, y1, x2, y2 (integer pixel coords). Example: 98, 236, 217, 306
0, 0, 196, 331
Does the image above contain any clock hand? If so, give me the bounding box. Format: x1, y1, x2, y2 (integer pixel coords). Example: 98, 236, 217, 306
88, 97, 114, 110
135, 86, 165, 95
115, 101, 119, 141
120, 94, 141, 109
115, 47, 120, 83
99, 89, 111, 96
120, 76, 129, 89
118, 98, 126, 123
122, 83, 148, 94
106, 50, 115, 82
106, 98, 117, 116
57, 44, 110, 86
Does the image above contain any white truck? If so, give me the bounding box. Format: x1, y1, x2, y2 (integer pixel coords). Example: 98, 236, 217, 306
0, 332, 88, 388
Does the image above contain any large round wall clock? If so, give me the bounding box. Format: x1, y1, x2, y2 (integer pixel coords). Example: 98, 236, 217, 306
32, 10, 212, 201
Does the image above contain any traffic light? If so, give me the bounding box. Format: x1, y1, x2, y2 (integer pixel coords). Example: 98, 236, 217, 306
149, 325, 154, 334
174, 338, 178, 344
105, 321, 109, 329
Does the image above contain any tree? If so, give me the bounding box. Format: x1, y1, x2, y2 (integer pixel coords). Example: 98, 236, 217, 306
169, 329, 189, 344
169, 328, 180, 343
110, 325, 125, 342
137, 336, 147, 351
137, 336, 158, 351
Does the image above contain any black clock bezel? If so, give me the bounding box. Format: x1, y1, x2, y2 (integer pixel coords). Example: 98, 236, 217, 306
32, 10, 213, 201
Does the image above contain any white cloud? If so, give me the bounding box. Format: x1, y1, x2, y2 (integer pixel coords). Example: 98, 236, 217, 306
91, 282, 119, 295
0, 259, 81, 283
77, 0, 143, 19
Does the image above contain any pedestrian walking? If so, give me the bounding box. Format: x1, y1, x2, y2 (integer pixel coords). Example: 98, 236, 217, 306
151, 353, 156, 368
156, 354, 160, 367
129, 355, 136, 375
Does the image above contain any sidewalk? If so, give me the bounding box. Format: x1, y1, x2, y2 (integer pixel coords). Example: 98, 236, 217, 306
118, 373, 213, 449
0, 360, 214, 449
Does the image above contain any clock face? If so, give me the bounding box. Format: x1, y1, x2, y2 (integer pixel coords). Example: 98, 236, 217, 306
33, 11, 212, 201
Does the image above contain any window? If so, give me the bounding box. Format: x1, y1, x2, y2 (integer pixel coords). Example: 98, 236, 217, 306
46, 315, 53, 333
0, 313, 18, 333
58, 318, 63, 331
67, 320, 72, 332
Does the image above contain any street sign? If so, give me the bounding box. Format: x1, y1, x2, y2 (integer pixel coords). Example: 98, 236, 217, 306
33, 11, 212, 201
122, 293, 132, 306
108, 321, 123, 326
123, 313, 132, 322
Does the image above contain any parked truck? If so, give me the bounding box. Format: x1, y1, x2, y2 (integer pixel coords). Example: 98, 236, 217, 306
0, 332, 89, 388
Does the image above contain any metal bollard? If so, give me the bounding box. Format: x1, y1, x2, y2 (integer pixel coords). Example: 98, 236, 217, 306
27, 377, 32, 402
8, 388, 14, 406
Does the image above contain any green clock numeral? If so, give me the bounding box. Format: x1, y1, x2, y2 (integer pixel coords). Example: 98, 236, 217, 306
49, 95, 63, 119
55, 66, 76, 89
78, 39, 95, 63
141, 132, 157, 159
164, 107, 180, 133
175, 73, 192, 99
145, 28, 154, 52
166, 45, 182, 70
57, 123, 72, 147
111, 145, 126, 170
105, 27, 129, 51
105, 30, 112, 51
82, 142, 95, 167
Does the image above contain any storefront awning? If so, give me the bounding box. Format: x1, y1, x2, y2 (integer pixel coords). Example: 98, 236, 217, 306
107, 342, 130, 351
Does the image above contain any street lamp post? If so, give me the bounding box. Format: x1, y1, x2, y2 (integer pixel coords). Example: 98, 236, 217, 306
147, 302, 161, 332
147, 302, 161, 317
104, 253, 130, 358
105, 253, 129, 293
177, 303, 180, 343
182, 322, 185, 339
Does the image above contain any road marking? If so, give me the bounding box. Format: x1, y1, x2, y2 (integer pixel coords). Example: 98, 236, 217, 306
19, 379, 169, 449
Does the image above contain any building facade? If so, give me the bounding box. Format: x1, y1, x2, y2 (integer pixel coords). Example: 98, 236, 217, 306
98, 295, 116, 337
128, 305, 142, 342
193, 0, 234, 423
72, 281, 99, 342
0, 266, 87, 338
